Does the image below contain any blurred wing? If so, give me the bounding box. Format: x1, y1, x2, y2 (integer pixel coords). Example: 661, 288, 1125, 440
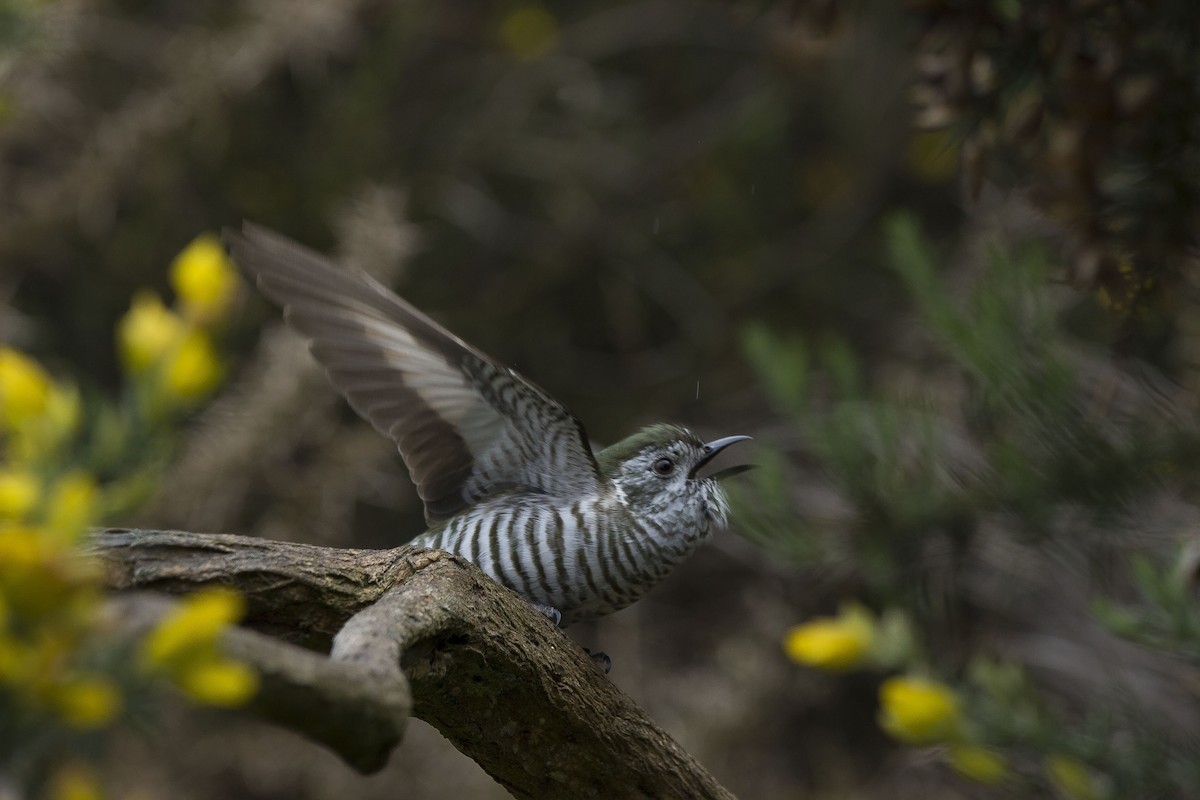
224, 223, 600, 523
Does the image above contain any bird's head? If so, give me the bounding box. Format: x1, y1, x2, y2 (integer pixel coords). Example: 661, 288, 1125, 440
598, 424, 751, 533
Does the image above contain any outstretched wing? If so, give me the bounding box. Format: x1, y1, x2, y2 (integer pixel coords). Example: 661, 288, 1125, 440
225, 222, 601, 524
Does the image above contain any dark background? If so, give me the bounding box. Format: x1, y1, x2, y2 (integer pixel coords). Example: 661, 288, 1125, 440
4, 1, 1197, 798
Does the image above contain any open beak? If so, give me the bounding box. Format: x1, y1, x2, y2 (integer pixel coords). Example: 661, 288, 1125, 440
689, 435, 753, 479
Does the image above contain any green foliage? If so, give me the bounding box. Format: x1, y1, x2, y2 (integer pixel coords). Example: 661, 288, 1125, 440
747, 213, 1200, 798
0, 0, 40, 51
739, 213, 1200, 553
740, 322, 807, 415
1094, 551, 1200, 662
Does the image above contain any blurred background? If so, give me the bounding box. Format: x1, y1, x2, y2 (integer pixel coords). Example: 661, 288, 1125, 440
3, 0, 1199, 798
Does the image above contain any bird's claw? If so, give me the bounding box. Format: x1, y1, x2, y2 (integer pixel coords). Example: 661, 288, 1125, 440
583, 648, 611, 674
529, 602, 562, 627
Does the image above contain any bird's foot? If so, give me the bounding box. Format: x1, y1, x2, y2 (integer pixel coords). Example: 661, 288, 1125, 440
528, 602, 562, 627
583, 648, 611, 674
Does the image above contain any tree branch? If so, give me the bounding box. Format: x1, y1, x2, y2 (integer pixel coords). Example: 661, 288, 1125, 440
94, 529, 735, 800
104, 592, 411, 773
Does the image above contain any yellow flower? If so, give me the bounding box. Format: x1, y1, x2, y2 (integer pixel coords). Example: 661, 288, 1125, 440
170, 233, 238, 324
162, 330, 222, 401
44, 379, 81, 429
784, 607, 874, 671
499, 5, 557, 60
54, 676, 122, 729
1045, 755, 1106, 800
141, 588, 258, 708
44, 473, 99, 541
141, 587, 245, 669
878, 675, 961, 744
0, 469, 40, 521
177, 657, 258, 707
2, 380, 80, 467
0, 527, 85, 621
948, 744, 1010, 785
0, 346, 51, 428
116, 291, 185, 374
46, 762, 103, 800
39, 381, 82, 447
0, 526, 48, 571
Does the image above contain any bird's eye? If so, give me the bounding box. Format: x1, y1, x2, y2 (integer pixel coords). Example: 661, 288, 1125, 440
652, 457, 675, 477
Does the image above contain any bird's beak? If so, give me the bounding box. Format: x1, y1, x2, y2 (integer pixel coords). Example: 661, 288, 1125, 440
689, 435, 753, 479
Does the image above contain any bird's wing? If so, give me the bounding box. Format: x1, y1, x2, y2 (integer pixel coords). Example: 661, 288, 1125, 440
225, 223, 601, 524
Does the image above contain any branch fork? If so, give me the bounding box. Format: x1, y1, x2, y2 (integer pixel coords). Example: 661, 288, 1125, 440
95, 529, 734, 799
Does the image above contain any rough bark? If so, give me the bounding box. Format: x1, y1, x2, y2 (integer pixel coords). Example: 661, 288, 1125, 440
94, 528, 736, 800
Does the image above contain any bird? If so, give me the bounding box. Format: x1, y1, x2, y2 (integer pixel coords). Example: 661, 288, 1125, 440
224, 223, 750, 629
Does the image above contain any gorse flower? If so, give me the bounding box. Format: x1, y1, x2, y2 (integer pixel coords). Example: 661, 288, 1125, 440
175, 657, 258, 707
0, 348, 80, 466
35, 381, 81, 447
499, 5, 557, 61
53, 676, 122, 730
878, 675, 961, 744
0, 469, 40, 521
45, 762, 103, 800
947, 744, 1011, 785
0, 470, 99, 550
0, 346, 51, 428
1045, 755, 1108, 800
784, 605, 875, 671
117, 291, 223, 408
0, 527, 97, 631
44, 473, 100, 543
141, 587, 258, 707
117, 292, 185, 375
162, 331, 222, 400
0, 232, 240, 798
118, 233, 234, 410
141, 586, 245, 669
170, 234, 238, 324
0, 471, 115, 762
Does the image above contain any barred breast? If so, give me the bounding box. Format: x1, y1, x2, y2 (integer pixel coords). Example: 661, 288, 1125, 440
412, 493, 711, 625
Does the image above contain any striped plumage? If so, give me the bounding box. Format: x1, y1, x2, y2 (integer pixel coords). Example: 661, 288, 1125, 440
225, 223, 748, 626
416, 424, 734, 623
